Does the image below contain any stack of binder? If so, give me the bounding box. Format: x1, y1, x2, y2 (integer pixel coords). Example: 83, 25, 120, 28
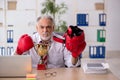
83, 63, 108, 74
89, 46, 106, 58
77, 14, 89, 26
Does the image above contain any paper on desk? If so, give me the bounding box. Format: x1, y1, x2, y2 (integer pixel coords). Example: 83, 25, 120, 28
102, 63, 109, 69
82, 62, 109, 74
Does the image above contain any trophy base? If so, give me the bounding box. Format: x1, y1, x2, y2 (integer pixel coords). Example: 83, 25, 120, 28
37, 64, 46, 70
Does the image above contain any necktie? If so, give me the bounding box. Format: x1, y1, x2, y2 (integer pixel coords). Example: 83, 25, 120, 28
39, 41, 50, 67
42, 54, 48, 66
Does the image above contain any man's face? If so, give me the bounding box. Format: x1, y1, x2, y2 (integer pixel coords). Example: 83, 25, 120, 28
36, 18, 54, 41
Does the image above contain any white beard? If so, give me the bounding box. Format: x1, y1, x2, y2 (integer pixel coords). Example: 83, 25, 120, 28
41, 35, 51, 41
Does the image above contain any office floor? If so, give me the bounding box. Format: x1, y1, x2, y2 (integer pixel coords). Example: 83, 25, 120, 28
82, 51, 120, 80
106, 51, 120, 80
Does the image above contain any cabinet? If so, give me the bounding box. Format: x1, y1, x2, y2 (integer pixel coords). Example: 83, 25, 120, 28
0, 0, 38, 56
76, 0, 107, 58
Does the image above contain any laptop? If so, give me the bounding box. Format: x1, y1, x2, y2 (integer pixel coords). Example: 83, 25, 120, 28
0, 55, 32, 78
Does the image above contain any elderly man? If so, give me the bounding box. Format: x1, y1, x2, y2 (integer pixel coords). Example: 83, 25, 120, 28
14, 15, 86, 69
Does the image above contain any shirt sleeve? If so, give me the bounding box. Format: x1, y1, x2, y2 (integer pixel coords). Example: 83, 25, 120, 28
22, 51, 30, 55
63, 47, 81, 67
12, 48, 29, 55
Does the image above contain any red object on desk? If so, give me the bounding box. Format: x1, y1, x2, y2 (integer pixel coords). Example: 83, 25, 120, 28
37, 64, 46, 70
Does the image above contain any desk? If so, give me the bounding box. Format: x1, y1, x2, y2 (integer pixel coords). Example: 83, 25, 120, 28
0, 68, 119, 80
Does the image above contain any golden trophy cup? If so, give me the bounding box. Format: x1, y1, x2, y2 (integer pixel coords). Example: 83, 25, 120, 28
34, 42, 49, 70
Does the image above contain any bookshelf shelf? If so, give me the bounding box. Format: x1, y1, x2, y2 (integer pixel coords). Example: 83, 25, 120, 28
76, 0, 107, 58
0, 0, 37, 56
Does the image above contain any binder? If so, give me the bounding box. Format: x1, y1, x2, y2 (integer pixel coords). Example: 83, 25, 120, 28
0, 47, 5, 56
96, 46, 105, 58
7, 30, 14, 43
7, 47, 14, 56
89, 46, 105, 58
77, 14, 89, 26
99, 13, 106, 26
89, 46, 97, 58
97, 29, 106, 42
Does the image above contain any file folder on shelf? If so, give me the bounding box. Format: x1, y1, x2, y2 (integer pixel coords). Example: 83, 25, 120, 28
99, 13, 106, 26
7, 47, 14, 56
89, 46, 105, 58
7, 30, 13, 43
0, 47, 5, 56
77, 14, 89, 26
97, 29, 106, 42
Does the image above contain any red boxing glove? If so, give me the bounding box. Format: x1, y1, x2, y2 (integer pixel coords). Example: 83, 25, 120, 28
16, 34, 34, 55
64, 26, 86, 58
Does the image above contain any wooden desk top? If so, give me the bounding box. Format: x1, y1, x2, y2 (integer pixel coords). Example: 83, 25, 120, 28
0, 68, 119, 80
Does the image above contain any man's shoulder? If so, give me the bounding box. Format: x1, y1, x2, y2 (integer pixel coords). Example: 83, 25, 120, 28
31, 32, 40, 43
53, 32, 64, 39
53, 32, 65, 44
32, 32, 38, 38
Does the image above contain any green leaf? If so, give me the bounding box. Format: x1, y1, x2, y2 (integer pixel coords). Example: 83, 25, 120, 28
41, 0, 68, 32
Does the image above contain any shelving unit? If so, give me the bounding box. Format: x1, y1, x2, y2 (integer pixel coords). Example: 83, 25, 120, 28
0, 0, 38, 56
76, 0, 107, 58
0, 0, 107, 57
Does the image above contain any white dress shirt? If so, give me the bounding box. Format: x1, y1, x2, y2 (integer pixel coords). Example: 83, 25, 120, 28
23, 32, 80, 68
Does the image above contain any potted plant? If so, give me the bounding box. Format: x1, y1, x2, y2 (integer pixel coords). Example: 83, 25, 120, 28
41, 0, 68, 33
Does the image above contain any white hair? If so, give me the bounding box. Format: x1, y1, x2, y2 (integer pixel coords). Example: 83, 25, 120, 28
36, 15, 55, 25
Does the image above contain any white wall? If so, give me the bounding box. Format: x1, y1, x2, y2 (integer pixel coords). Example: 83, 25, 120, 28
0, 0, 120, 53
59, 0, 120, 51
106, 0, 120, 51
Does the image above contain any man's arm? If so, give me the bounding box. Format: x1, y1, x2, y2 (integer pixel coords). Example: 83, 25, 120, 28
15, 34, 34, 55
71, 57, 78, 65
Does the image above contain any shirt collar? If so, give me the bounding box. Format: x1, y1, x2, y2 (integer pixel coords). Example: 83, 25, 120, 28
37, 32, 54, 44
